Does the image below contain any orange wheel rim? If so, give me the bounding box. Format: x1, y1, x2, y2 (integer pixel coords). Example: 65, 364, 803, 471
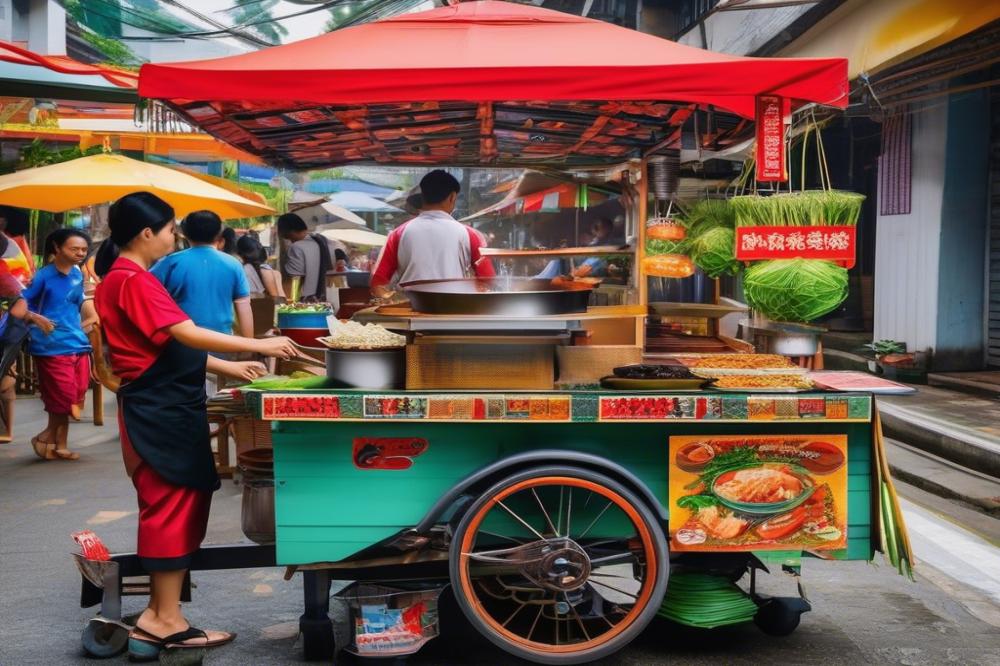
458, 476, 659, 654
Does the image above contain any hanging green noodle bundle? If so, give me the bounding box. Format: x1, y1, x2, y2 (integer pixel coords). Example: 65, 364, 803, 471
688, 226, 740, 278
743, 259, 848, 322
646, 237, 689, 256
679, 199, 740, 278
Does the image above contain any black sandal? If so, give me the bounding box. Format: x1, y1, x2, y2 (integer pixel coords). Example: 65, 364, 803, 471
128, 625, 235, 661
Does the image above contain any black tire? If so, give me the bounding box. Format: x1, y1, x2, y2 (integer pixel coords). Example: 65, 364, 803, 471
754, 598, 802, 637
81, 618, 129, 658
449, 466, 669, 665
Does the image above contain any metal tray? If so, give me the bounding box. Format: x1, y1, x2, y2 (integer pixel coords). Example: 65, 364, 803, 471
404, 277, 593, 316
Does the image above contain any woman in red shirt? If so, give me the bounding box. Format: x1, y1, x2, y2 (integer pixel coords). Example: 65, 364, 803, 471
94, 192, 298, 659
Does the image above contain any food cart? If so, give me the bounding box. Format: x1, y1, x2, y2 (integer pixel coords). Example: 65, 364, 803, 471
75, 2, 913, 664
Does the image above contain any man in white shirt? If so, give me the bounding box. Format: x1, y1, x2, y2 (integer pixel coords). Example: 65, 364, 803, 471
371, 170, 495, 298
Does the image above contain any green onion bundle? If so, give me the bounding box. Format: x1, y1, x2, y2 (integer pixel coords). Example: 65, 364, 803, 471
731, 191, 864, 227
743, 259, 848, 322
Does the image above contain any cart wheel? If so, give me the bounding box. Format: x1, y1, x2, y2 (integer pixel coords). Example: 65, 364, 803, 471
81, 618, 129, 658
754, 598, 803, 637
449, 466, 668, 665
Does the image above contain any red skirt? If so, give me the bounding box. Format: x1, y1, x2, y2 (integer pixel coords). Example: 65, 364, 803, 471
120, 408, 212, 571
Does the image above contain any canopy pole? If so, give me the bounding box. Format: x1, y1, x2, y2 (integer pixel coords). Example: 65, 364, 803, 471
636, 159, 649, 347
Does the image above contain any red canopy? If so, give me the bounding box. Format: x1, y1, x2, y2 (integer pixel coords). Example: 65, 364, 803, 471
138, 0, 847, 168
1, 40, 138, 88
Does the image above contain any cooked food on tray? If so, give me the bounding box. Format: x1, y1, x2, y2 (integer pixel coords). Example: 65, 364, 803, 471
713, 374, 814, 390
691, 354, 794, 369
277, 302, 334, 313
713, 465, 804, 504
318, 321, 406, 350
613, 364, 698, 380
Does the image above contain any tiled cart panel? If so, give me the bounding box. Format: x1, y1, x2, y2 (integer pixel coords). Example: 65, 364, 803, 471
253, 392, 874, 566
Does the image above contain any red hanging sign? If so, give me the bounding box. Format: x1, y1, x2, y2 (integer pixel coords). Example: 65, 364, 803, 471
755, 95, 787, 182
735, 226, 856, 269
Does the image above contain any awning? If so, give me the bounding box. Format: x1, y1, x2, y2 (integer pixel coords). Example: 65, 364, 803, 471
0, 40, 137, 104
778, 0, 1000, 79
138, 0, 847, 169
463, 171, 610, 221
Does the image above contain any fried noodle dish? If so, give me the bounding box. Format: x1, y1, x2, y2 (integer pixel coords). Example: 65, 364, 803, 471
715, 465, 804, 503
691, 354, 793, 369
713, 374, 814, 390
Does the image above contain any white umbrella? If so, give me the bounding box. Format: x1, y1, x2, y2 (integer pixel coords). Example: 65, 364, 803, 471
328, 191, 403, 213
321, 227, 388, 247
318, 200, 368, 226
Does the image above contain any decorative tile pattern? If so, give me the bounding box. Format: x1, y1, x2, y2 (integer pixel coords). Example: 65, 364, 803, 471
338, 395, 363, 419
262, 394, 340, 420
722, 397, 749, 420
257, 392, 871, 423
825, 398, 849, 420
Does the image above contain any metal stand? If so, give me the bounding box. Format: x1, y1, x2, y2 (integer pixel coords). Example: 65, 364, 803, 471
300, 570, 335, 661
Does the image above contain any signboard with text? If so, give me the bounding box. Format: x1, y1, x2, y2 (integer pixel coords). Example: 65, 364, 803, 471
735, 226, 856, 269
755, 95, 787, 182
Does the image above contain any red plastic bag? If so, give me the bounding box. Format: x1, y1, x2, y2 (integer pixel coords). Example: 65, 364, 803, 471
73, 530, 111, 561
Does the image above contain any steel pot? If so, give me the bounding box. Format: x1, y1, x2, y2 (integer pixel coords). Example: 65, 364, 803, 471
325, 347, 405, 390
240, 478, 275, 545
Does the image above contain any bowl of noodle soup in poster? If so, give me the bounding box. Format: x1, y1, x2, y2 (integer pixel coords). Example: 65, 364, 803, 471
711, 463, 815, 516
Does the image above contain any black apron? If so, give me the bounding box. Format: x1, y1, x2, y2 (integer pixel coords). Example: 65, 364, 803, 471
118, 339, 219, 492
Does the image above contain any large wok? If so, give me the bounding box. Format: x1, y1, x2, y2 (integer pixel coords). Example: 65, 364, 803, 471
403, 277, 594, 316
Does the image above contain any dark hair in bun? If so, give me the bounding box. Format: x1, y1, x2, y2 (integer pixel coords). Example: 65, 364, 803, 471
94, 192, 174, 277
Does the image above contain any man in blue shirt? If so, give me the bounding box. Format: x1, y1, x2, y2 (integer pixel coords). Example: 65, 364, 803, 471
152, 211, 252, 337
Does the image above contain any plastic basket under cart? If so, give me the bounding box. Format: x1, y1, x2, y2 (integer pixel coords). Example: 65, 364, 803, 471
337, 582, 446, 657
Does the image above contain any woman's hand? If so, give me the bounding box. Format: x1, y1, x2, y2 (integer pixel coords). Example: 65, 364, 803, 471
28, 312, 56, 335
253, 336, 300, 360
218, 360, 268, 383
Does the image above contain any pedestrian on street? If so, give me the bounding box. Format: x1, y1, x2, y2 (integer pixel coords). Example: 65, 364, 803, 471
151, 210, 254, 338
0, 205, 36, 286
24, 229, 95, 461
93, 192, 299, 658
236, 235, 286, 301
276, 212, 348, 301
0, 239, 30, 443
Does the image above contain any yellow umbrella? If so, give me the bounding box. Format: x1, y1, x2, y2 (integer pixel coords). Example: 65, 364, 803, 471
321, 227, 388, 247
0, 153, 274, 219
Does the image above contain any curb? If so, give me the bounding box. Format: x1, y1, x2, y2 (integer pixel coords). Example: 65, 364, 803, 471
878, 404, 1000, 480
888, 462, 1000, 517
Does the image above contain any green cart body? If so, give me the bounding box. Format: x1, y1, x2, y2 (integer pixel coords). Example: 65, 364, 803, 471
241, 388, 898, 663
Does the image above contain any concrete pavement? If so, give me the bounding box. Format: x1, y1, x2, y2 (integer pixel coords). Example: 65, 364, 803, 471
3, 394, 1000, 665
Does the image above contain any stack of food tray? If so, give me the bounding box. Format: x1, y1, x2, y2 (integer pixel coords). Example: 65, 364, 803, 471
673, 354, 815, 392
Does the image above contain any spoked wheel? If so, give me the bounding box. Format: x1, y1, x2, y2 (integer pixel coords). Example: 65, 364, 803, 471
449, 467, 668, 665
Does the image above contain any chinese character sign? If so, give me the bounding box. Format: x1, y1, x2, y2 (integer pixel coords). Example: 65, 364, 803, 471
755, 95, 787, 182
735, 226, 856, 268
